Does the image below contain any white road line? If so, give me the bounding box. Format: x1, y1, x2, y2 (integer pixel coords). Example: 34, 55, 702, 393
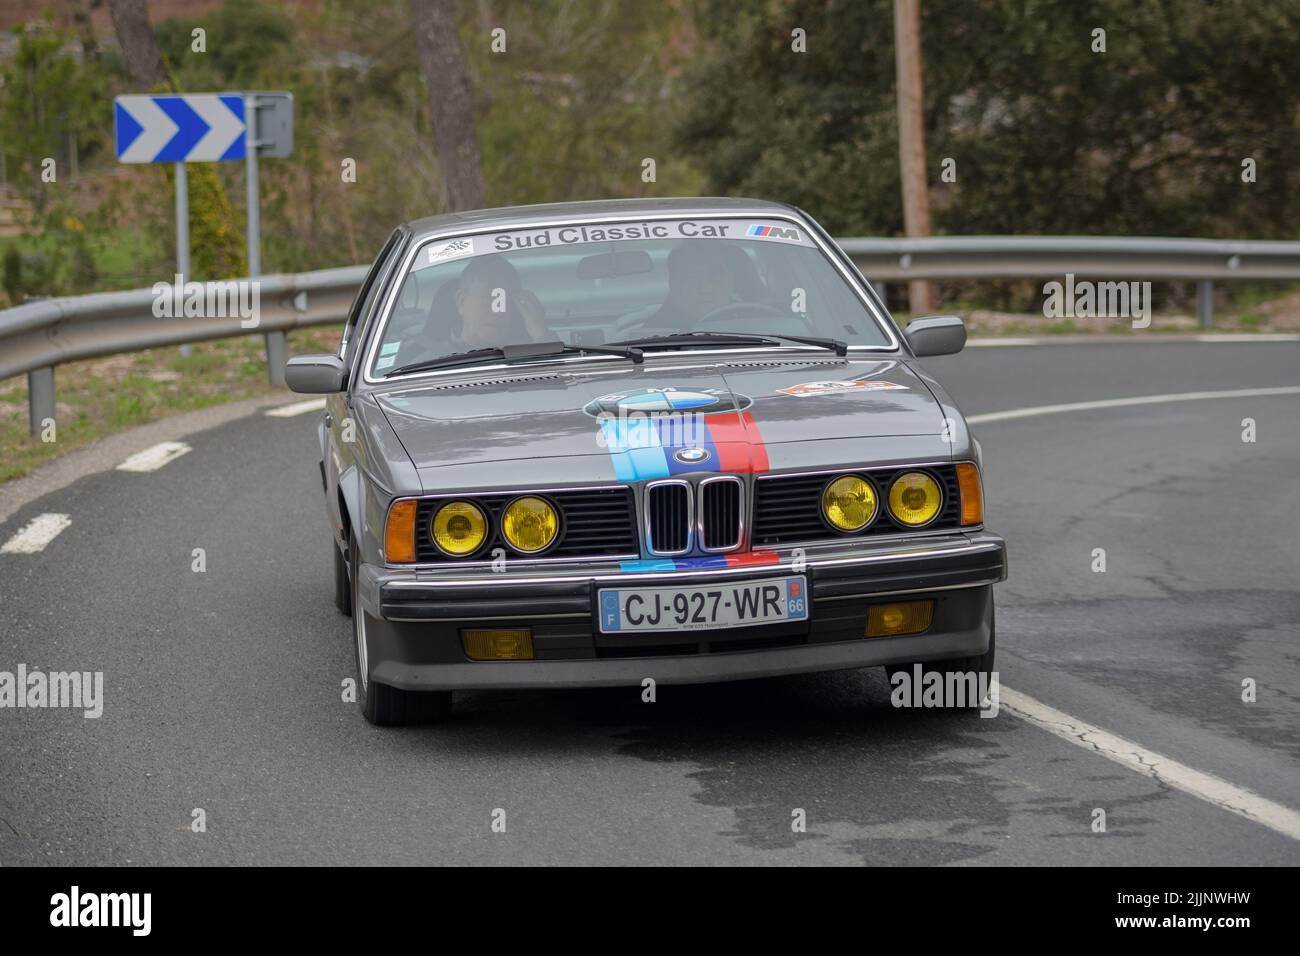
1195, 333, 1300, 343
115, 441, 192, 473
1000, 686, 1300, 842
265, 398, 327, 418
965, 334, 1300, 346
967, 385, 1300, 425
1, 513, 71, 554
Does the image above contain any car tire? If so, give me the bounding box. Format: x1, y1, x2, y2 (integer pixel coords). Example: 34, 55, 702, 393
885, 599, 996, 711
333, 537, 352, 617
349, 530, 453, 726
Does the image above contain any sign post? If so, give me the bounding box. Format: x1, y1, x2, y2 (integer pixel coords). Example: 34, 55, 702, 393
115, 92, 294, 382
174, 162, 189, 282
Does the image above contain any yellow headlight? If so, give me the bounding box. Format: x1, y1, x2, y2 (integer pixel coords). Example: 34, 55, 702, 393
888, 472, 942, 526
501, 495, 558, 553
431, 500, 487, 556
822, 474, 877, 532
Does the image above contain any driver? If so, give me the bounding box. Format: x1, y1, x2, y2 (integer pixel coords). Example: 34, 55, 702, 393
641, 239, 739, 330
425, 254, 549, 352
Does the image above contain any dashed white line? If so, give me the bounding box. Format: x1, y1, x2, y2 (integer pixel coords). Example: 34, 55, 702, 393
967, 385, 1300, 425
1, 513, 71, 554
115, 441, 192, 473
967, 338, 1040, 347
265, 398, 327, 418
1000, 686, 1300, 842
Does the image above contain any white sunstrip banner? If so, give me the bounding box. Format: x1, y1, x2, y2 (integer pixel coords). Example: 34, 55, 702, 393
412, 218, 815, 271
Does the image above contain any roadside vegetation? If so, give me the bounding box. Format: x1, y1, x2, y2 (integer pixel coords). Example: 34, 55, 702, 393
0, 326, 339, 483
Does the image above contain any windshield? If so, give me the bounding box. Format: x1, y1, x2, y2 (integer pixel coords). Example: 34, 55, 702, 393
369, 217, 894, 377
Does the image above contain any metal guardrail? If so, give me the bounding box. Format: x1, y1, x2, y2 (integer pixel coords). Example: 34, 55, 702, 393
837, 236, 1300, 281
3, 266, 367, 435
2, 236, 1299, 436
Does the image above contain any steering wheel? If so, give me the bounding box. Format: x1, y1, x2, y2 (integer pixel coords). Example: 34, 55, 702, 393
695, 300, 815, 333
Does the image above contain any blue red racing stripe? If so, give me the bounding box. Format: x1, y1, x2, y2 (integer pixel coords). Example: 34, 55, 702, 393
618, 552, 781, 573
600, 410, 770, 480
599, 405, 777, 567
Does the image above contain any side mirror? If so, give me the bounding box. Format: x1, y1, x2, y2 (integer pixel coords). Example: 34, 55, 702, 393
904, 315, 966, 356
286, 354, 346, 393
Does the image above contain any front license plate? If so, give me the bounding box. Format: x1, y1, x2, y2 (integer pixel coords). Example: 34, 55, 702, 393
597, 576, 809, 633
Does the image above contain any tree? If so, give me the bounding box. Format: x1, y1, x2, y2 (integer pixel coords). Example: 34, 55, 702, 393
3, 246, 22, 305
674, 0, 1300, 242
109, 0, 168, 88
108, 0, 245, 279
411, 0, 486, 211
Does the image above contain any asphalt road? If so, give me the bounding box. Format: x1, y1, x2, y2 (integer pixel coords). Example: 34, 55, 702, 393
1, 340, 1297, 865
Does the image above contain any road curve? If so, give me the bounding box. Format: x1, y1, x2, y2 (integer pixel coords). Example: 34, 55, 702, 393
0, 340, 1297, 865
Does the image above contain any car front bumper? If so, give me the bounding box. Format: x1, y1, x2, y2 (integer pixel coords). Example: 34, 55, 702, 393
355, 531, 1007, 691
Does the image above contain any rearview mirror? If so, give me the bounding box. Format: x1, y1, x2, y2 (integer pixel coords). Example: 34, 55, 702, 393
903, 315, 966, 356
286, 354, 346, 393
576, 250, 653, 280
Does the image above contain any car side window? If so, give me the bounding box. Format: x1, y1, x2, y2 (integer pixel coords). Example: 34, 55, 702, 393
339, 229, 404, 364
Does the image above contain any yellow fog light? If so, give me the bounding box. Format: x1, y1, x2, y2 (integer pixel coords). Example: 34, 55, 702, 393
501, 495, 559, 553
888, 471, 942, 527
866, 601, 934, 637
432, 500, 487, 557
462, 628, 534, 661
822, 474, 877, 532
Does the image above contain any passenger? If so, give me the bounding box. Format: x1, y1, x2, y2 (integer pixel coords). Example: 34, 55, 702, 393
427, 254, 549, 352
641, 240, 740, 330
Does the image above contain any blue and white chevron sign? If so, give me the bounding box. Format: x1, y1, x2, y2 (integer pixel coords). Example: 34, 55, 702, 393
114, 94, 246, 164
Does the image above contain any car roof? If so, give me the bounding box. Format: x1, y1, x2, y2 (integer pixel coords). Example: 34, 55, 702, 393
403, 197, 800, 240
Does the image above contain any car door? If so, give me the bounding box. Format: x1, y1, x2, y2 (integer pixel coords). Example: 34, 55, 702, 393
323, 228, 407, 545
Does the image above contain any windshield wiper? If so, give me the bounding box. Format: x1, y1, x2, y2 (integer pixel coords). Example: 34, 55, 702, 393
609, 331, 848, 356
385, 340, 642, 378
760, 332, 848, 356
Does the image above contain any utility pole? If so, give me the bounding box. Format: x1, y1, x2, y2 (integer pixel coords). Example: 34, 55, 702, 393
894, 0, 934, 315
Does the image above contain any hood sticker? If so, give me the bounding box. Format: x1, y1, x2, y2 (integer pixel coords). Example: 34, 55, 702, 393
777, 379, 907, 398
593, 387, 769, 480
583, 386, 751, 417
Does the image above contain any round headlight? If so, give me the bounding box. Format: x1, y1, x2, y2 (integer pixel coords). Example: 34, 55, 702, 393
501, 495, 558, 553
822, 474, 877, 532
431, 500, 487, 556
888, 472, 942, 527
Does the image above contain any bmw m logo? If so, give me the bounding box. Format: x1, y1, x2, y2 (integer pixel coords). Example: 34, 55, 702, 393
583, 386, 752, 418
674, 447, 710, 464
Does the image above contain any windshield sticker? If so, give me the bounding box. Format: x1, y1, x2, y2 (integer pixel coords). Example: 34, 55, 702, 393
412, 219, 814, 271
427, 237, 474, 264
777, 379, 907, 398
375, 354, 397, 369
380, 341, 401, 355
746, 224, 804, 242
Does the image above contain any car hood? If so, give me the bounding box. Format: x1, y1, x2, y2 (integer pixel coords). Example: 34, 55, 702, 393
374, 355, 951, 483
